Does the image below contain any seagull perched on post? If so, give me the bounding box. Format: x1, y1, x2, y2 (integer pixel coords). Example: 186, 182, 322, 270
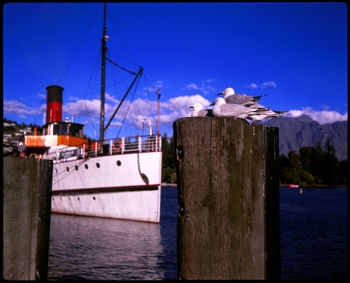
218, 87, 266, 107
210, 97, 258, 118
216, 87, 287, 122
189, 103, 213, 117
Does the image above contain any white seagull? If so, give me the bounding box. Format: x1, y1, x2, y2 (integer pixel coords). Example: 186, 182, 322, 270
210, 97, 258, 118
189, 103, 213, 117
218, 87, 267, 106
247, 108, 288, 122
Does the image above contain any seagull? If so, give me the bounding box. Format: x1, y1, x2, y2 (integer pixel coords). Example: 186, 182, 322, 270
248, 102, 271, 111
218, 87, 266, 106
247, 108, 288, 122
189, 103, 213, 117
210, 97, 258, 118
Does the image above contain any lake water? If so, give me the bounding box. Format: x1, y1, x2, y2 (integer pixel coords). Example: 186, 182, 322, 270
48, 186, 347, 280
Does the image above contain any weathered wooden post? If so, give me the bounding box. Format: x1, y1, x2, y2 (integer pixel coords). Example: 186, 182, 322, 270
174, 117, 280, 280
3, 157, 53, 280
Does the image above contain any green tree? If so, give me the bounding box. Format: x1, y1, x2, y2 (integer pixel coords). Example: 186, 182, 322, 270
161, 133, 177, 183
299, 146, 321, 185
278, 140, 345, 186
311, 142, 324, 182
279, 154, 289, 184
168, 135, 176, 169
162, 133, 170, 167
323, 138, 339, 185
299, 146, 314, 173
339, 160, 348, 185
288, 150, 302, 184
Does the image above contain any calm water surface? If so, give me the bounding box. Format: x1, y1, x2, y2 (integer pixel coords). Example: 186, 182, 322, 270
279, 187, 348, 279
48, 186, 347, 280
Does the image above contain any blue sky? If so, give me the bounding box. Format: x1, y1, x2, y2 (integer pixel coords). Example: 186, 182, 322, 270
3, 2, 348, 139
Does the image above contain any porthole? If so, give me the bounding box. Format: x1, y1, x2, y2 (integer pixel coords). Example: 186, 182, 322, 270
77, 197, 80, 201
85, 164, 88, 169
75, 165, 79, 171
96, 163, 100, 168
66, 167, 69, 172
92, 196, 96, 200
116, 160, 121, 166
55, 168, 58, 173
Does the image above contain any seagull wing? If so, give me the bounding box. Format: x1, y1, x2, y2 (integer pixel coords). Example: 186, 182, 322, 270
225, 93, 267, 105
214, 103, 257, 117
225, 94, 253, 104
198, 109, 209, 117
252, 94, 267, 102
249, 103, 270, 111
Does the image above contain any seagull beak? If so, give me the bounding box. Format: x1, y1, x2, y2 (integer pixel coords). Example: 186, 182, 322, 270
217, 92, 224, 96
189, 106, 194, 108
209, 102, 214, 106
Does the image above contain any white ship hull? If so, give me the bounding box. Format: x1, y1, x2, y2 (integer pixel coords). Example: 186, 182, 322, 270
51, 151, 162, 223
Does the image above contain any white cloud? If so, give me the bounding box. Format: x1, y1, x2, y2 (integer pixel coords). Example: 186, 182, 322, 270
186, 83, 199, 90
37, 93, 46, 99
261, 81, 277, 89
203, 85, 215, 94
63, 99, 101, 117
109, 121, 123, 128
247, 81, 277, 89
248, 83, 258, 89
159, 111, 183, 124
4, 100, 42, 116
288, 107, 348, 124
184, 79, 216, 96
105, 92, 119, 104
163, 95, 211, 111
143, 80, 165, 92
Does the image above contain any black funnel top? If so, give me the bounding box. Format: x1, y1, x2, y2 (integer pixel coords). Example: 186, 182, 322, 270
46, 85, 63, 103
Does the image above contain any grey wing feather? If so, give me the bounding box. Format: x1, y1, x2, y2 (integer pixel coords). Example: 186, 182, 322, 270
196, 109, 213, 117
225, 93, 267, 105
252, 94, 267, 102
225, 94, 252, 104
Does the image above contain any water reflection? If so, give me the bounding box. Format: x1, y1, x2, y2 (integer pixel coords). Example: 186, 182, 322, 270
48, 187, 347, 279
48, 214, 165, 280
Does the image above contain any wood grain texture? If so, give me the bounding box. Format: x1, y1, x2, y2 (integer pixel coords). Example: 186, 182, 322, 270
174, 117, 279, 280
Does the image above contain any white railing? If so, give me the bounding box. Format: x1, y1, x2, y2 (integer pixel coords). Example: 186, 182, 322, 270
53, 134, 162, 163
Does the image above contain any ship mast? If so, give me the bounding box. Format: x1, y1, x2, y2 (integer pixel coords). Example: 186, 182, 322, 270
100, 3, 107, 142
98, 3, 144, 138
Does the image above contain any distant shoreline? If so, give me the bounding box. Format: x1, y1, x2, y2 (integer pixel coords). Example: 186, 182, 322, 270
161, 183, 177, 187
162, 183, 347, 189
280, 184, 347, 189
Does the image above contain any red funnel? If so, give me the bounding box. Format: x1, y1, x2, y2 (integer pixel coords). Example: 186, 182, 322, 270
46, 85, 63, 124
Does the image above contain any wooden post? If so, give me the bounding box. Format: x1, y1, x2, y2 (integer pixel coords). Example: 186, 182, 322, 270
174, 117, 280, 280
264, 126, 280, 279
3, 157, 53, 280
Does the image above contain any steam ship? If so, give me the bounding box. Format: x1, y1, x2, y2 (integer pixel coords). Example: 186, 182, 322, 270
21, 4, 162, 223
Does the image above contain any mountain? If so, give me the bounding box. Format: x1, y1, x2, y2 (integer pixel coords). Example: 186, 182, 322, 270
264, 115, 348, 161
